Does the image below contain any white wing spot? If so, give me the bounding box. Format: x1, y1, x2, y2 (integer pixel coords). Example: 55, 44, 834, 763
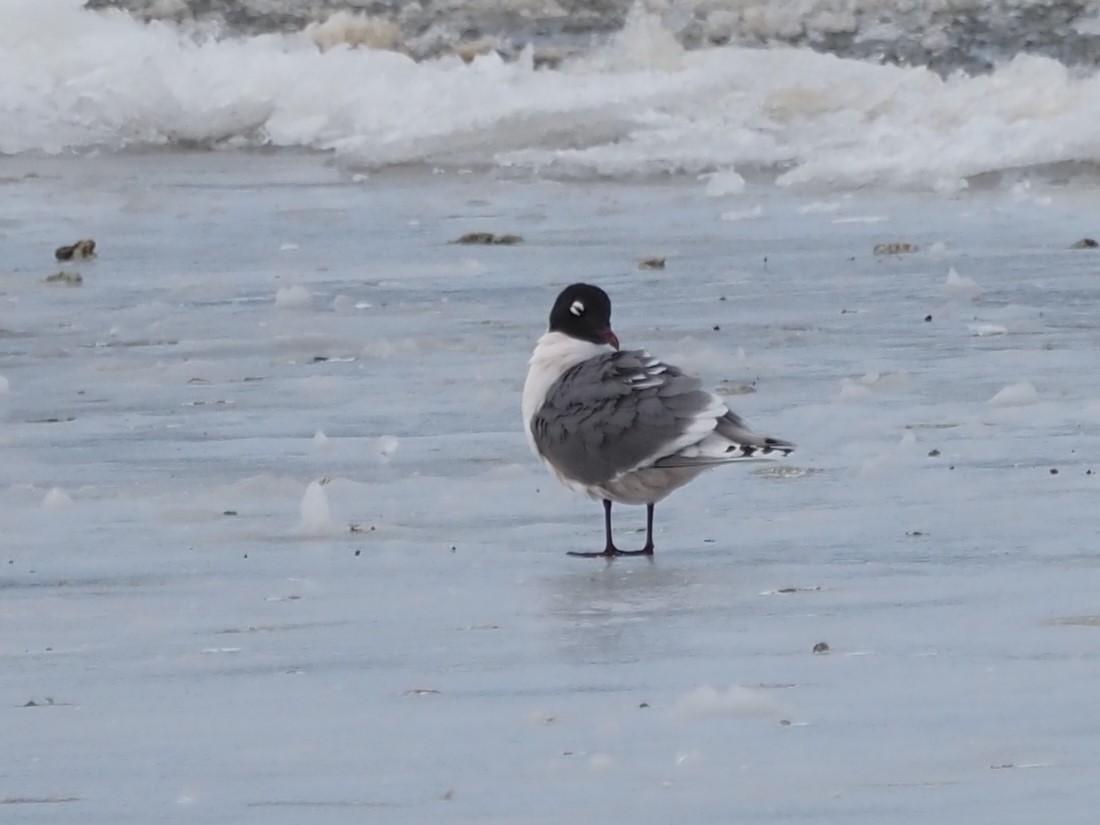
570, 300, 585, 316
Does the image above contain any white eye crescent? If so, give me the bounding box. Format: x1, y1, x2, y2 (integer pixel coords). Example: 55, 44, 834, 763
569, 300, 585, 316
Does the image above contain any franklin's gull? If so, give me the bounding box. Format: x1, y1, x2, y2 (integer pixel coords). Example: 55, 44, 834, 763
522, 283, 795, 558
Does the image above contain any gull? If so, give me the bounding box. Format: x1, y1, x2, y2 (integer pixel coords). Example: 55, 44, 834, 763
522, 283, 795, 558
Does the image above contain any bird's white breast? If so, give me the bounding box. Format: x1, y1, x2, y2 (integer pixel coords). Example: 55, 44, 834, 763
521, 331, 611, 457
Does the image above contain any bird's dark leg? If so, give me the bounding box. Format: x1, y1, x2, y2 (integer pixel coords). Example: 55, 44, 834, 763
640, 502, 656, 555
603, 498, 616, 553
567, 500, 653, 558
568, 500, 619, 557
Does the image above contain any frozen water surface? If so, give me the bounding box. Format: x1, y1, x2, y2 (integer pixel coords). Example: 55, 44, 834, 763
3, 153, 1100, 822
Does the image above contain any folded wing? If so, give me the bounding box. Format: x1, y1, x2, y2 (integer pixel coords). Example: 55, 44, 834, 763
530, 350, 794, 485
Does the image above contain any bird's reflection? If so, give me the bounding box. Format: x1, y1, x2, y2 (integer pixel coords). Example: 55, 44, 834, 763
540, 561, 729, 665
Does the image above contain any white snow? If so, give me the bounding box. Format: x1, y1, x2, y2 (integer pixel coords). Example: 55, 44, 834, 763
798, 200, 841, 214
675, 749, 704, 768
945, 265, 982, 298
969, 322, 1009, 336
7, 4, 1100, 189
274, 285, 312, 308
41, 487, 72, 509
837, 377, 873, 401
298, 479, 333, 534
719, 204, 763, 221
377, 435, 400, 459
832, 214, 887, 224
670, 685, 784, 719
703, 169, 745, 197
1075, 13, 1100, 35
990, 380, 1040, 407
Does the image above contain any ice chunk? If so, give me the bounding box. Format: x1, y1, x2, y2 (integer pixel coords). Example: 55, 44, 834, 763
275, 285, 312, 309
990, 380, 1038, 407
0, 374, 8, 395
42, 487, 72, 509
675, 749, 704, 768
377, 435, 400, 460
969, 323, 1008, 336
307, 11, 401, 53
299, 479, 332, 534
832, 215, 887, 224
703, 169, 745, 197
720, 204, 763, 221
945, 266, 980, 299
670, 685, 783, 719
312, 430, 330, 449
798, 200, 840, 214
837, 377, 872, 401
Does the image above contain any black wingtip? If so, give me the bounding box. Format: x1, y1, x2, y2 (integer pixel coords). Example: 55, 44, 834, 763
763, 437, 796, 454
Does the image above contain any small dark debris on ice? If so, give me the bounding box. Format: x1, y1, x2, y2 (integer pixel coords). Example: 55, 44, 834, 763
43, 271, 82, 286
451, 232, 523, 245
55, 239, 96, 261
21, 697, 68, 707
873, 242, 918, 255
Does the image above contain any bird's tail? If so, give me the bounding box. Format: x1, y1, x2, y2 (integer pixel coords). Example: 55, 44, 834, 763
715, 411, 796, 458
655, 412, 795, 468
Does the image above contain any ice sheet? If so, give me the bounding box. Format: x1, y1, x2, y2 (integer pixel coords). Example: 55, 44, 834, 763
2, 153, 1099, 822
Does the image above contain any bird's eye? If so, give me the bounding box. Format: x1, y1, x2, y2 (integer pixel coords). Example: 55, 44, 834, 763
570, 300, 585, 316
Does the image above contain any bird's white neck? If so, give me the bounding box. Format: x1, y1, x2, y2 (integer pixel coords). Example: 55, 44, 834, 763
522, 331, 612, 447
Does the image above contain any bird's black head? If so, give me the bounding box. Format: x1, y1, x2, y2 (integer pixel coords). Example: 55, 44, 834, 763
547, 283, 619, 349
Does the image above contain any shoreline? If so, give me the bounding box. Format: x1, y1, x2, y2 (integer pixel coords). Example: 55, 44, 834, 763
83, 0, 1100, 74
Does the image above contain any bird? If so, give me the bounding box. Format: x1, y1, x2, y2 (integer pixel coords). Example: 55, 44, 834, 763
522, 283, 795, 558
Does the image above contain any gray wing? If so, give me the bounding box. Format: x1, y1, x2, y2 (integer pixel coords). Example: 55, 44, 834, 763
529, 350, 717, 485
